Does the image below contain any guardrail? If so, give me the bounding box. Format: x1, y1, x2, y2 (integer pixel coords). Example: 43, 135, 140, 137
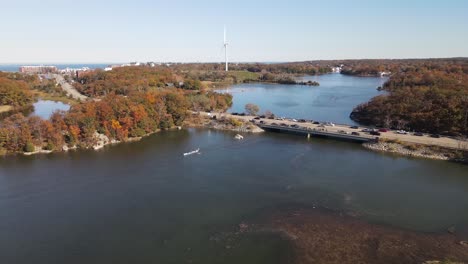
258, 124, 375, 143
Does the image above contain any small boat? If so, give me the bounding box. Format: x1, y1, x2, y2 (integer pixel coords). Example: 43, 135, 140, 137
234, 134, 244, 140
183, 148, 200, 156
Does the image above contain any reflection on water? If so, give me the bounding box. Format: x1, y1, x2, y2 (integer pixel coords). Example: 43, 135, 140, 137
220, 74, 387, 124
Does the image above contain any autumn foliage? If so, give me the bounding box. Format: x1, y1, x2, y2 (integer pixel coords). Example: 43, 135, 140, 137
351, 60, 468, 136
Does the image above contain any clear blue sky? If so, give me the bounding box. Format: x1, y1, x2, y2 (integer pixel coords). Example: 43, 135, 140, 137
1, 0, 467, 63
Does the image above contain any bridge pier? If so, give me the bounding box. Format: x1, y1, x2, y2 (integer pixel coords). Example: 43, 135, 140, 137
307, 133, 310, 139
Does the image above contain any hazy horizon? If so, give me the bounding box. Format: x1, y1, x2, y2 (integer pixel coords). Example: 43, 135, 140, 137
2, 0, 467, 63
2, 57, 468, 66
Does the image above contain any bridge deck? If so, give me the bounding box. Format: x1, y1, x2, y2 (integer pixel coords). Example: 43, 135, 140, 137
258, 124, 375, 143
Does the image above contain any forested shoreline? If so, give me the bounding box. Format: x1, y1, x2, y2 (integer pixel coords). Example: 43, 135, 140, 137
0, 68, 232, 155
350, 59, 468, 136
1, 58, 467, 155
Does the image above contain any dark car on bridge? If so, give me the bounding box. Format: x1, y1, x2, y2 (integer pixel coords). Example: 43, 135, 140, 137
370, 131, 381, 136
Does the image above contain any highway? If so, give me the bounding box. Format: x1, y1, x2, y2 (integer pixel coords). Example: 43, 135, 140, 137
53, 74, 88, 101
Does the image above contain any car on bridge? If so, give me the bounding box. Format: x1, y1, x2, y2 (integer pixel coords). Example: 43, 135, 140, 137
351, 132, 360, 136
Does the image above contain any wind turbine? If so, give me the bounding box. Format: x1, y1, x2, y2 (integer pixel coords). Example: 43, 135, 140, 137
223, 26, 229, 71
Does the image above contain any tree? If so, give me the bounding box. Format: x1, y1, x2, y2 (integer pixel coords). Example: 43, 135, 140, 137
264, 110, 275, 119
245, 103, 260, 116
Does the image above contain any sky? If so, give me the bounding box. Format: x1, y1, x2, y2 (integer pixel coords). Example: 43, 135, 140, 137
1, 0, 467, 63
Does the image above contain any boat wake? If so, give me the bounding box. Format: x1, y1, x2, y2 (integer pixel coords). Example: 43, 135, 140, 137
183, 148, 200, 156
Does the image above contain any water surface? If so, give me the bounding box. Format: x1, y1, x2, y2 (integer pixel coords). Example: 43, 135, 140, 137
0, 129, 467, 264
220, 74, 387, 124
32, 100, 70, 119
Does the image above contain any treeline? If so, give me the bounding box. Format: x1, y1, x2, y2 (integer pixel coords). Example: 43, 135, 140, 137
0, 90, 232, 154
339, 58, 468, 77
75, 66, 179, 96
169, 62, 332, 75
350, 60, 468, 136
75, 66, 209, 96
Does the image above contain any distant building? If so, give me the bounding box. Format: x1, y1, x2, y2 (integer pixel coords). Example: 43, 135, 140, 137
331, 66, 342, 73
379, 71, 391, 77
19, 65, 58, 74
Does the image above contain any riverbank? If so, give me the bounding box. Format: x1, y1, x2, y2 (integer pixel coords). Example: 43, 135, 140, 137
21, 129, 164, 156
18, 113, 260, 156
363, 139, 468, 163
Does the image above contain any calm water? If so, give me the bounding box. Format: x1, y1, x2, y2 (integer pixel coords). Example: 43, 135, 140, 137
220, 73, 387, 124
32, 100, 70, 119
0, 129, 467, 264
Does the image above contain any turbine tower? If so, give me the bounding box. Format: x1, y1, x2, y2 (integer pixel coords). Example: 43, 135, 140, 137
224, 26, 229, 71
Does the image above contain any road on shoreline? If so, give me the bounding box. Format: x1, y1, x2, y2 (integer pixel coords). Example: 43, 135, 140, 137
53, 74, 88, 101
202, 112, 468, 150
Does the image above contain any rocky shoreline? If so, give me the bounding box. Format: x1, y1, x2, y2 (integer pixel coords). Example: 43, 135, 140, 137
21, 115, 261, 157
362, 140, 468, 164
184, 113, 264, 133
362, 141, 451, 161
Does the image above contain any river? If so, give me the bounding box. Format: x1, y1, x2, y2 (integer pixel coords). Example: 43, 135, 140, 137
0, 75, 467, 263
219, 73, 387, 124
